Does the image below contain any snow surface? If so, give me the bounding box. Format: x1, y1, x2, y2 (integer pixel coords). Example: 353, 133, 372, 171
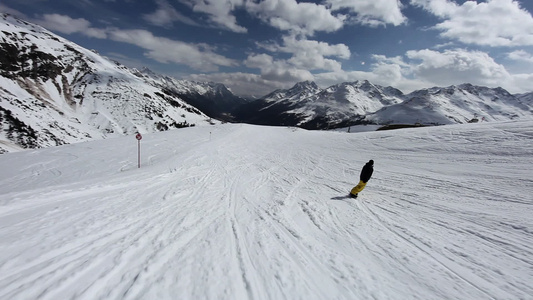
1, 121, 532, 299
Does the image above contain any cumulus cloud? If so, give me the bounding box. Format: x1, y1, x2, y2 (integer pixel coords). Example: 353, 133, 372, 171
285, 39, 350, 71
508, 50, 533, 63
314, 48, 533, 94
411, 0, 533, 46
326, 0, 406, 26
150, 0, 407, 36
180, 0, 247, 33
244, 53, 274, 69
405, 48, 511, 87
242, 35, 350, 88
508, 73, 533, 93
281, 35, 351, 60
244, 53, 314, 83
246, 0, 345, 36
259, 36, 350, 72
143, 0, 198, 27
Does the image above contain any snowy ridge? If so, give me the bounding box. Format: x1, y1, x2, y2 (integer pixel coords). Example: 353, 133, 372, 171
236, 80, 533, 129
369, 83, 533, 125
0, 120, 532, 299
234, 80, 403, 129
296, 81, 404, 124
0, 14, 212, 153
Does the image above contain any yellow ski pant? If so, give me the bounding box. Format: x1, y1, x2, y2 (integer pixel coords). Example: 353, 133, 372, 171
350, 180, 367, 195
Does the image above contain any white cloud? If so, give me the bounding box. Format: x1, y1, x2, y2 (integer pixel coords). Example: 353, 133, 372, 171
326, 0, 406, 26
246, 0, 345, 36
180, 0, 247, 33
406, 48, 511, 87
272, 36, 350, 72
243, 35, 350, 86
508, 50, 533, 63
28, 13, 237, 72
261, 67, 314, 83
410, 0, 458, 17
371, 54, 409, 68
244, 53, 314, 83
143, 0, 198, 27
508, 73, 533, 93
314, 48, 533, 94
281, 35, 351, 59
39, 14, 107, 38
411, 0, 533, 46
244, 53, 274, 69
107, 29, 237, 72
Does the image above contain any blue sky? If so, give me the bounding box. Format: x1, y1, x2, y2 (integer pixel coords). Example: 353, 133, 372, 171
2, 0, 533, 96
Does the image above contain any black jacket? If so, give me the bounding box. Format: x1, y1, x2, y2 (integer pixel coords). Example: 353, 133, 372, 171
360, 161, 374, 183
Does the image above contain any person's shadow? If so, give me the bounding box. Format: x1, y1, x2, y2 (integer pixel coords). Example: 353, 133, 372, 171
331, 195, 352, 201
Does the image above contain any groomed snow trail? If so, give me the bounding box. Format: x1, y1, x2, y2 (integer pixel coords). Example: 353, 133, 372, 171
0, 121, 532, 299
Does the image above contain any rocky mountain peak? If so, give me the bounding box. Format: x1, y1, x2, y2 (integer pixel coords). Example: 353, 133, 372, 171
291, 81, 320, 92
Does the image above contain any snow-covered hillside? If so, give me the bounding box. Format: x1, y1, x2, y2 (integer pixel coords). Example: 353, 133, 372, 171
0, 14, 213, 153
1, 121, 532, 299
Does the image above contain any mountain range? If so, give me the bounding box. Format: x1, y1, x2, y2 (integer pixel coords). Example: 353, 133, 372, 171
1, 13, 532, 153
235, 80, 533, 129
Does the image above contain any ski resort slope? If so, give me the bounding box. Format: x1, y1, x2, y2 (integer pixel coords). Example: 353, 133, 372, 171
0, 121, 532, 300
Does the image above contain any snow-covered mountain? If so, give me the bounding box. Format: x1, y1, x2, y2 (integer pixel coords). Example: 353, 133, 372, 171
134, 68, 249, 121
369, 84, 533, 125
235, 81, 533, 129
234, 80, 404, 129
0, 14, 219, 153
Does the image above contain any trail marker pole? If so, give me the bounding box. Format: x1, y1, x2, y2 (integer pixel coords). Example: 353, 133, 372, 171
136, 133, 142, 168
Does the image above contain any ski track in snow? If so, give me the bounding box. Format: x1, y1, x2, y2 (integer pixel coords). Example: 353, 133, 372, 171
0, 121, 532, 299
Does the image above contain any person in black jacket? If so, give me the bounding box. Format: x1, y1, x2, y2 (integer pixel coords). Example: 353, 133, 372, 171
350, 160, 374, 198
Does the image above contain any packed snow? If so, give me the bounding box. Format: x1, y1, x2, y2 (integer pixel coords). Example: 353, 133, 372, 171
1, 121, 532, 299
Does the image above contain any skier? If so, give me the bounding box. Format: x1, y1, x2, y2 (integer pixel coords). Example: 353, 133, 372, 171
350, 160, 374, 198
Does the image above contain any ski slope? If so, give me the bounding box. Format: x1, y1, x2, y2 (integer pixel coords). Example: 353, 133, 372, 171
0, 121, 532, 299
